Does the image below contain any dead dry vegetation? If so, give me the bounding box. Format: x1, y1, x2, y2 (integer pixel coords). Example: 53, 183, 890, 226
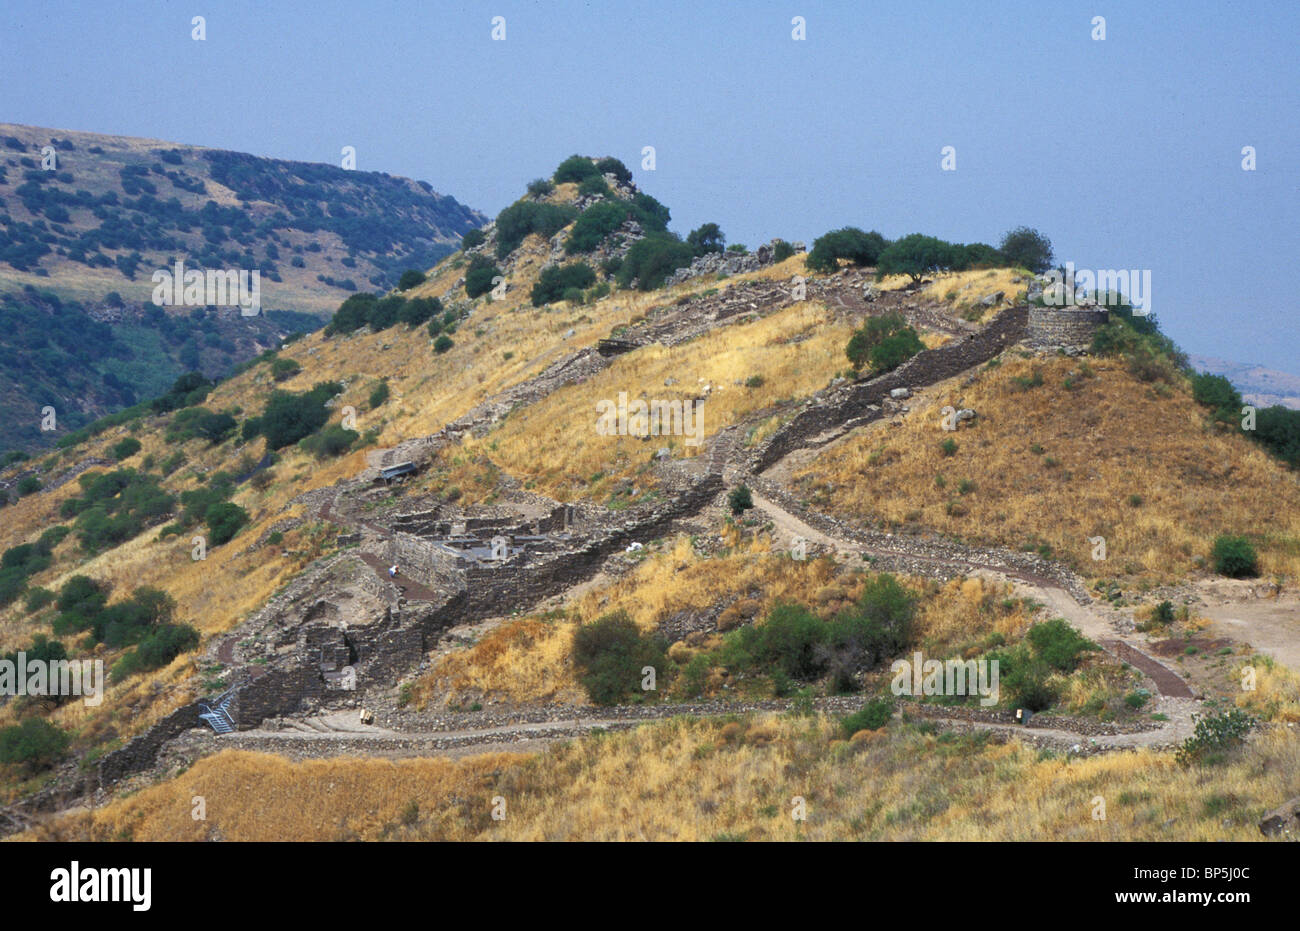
24, 717, 1298, 842
796, 353, 1300, 585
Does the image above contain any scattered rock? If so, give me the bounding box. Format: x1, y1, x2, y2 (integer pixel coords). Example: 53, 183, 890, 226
890, 387, 911, 399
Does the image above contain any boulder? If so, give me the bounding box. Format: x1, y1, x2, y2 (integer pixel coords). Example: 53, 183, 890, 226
1259, 796, 1300, 837
889, 387, 911, 400
979, 290, 1005, 307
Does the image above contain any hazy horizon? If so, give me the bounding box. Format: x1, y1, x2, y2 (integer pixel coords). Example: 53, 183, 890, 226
2, 0, 1296, 372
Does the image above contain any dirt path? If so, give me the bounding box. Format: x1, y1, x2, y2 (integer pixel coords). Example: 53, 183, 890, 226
1192, 592, 1300, 676
745, 488, 1195, 702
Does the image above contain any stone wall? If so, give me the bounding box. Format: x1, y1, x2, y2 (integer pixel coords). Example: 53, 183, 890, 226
1026, 306, 1108, 349
751, 306, 1029, 472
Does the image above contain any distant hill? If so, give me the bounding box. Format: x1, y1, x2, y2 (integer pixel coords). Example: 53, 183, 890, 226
1188, 354, 1300, 411
0, 123, 485, 312
0, 124, 485, 454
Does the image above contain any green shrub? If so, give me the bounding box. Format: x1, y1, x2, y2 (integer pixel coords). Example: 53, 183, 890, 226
532, 262, 597, 305
324, 293, 378, 336
299, 425, 359, 460
578, 176, 610, 198
594, 157, 632, 184
465, 254, 502, 298
111, 437, 142, 461
565, 201, 632, 254
397, 269, 427, 291
24, 586, 55, 613
368, 380, 390, 408
461, 228, 486, 250
1211, 535, 1258, 578
1175, 708, 1256, 766
526, 178, 554, 197
616, 234, 693, 291
0, 718, 70, 773
571, 611, 667, 705
842, 699, 892, 735
990, 644, 1056, 711
727, 485, 753, 516
554, 155, 601, 184
258, 384, 337, 449
1025, 618, 1096, 672
868, 327, 924, 373
494, 200, 578, 258
16, 475, 40, 496
772, 240, 796, 262
205, 501, 249, 545
113, 623, 201, 679
270, 358, 301, 382
399, 296, 441, 328
434, 335, 454, 354
845, 311, 906, 371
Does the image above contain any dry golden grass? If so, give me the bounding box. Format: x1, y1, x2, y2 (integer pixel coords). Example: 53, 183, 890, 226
27, 716, 1298, 841
414, 531, 1036, 707
796, 354, 1300, 584
457, 298, 852, 501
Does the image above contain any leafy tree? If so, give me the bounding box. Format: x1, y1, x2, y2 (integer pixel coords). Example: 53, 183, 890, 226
876, 233, 960, 283
998, 226, 1053, 273
687, 223, 726, 256
806, 227, 889, 273
525, 178, 554, 198
461, 228, 486, 250
325, 293, 378, 336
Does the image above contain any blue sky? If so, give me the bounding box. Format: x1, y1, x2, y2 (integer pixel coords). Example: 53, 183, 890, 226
2, 0, 1297, 371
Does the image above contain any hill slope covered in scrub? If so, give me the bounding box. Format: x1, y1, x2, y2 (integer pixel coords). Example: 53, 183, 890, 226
2, 155, 1298, 843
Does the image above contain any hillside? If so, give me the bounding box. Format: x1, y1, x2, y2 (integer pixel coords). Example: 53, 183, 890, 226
1188, 354, 1300, 411
2, 156, 1298, 842
0, 123, 484, 455
0, 124, 484, 310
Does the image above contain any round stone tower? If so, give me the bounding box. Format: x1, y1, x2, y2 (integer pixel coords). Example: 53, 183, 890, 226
1026, 306, 1109, 351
